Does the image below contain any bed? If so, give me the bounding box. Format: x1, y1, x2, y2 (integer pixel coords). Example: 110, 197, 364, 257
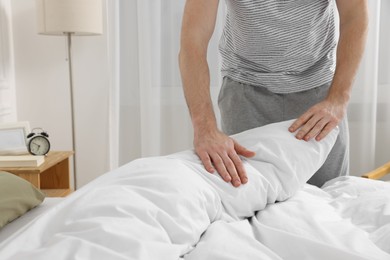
0, 120, 389, 260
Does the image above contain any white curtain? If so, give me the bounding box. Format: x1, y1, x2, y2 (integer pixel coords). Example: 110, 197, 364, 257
0, 0, 17, 123
108, 0, 389, 178
109, 0, 225, 167
348, 0, 390, 178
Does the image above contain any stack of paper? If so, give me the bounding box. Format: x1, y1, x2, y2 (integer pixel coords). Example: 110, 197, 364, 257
0, 155, 45, 168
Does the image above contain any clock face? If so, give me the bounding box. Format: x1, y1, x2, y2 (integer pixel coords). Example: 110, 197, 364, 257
29, 136, 50, 155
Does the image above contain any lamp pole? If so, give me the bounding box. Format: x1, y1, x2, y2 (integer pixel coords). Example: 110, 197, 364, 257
66, 32, 77, 189
36, 0, 103, 190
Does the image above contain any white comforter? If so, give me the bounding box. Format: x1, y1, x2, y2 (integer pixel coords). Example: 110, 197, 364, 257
0, 120, 389, 260
187, 177, 390, 260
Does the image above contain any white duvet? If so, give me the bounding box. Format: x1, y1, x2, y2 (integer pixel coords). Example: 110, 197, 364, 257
0, 120, 389, 260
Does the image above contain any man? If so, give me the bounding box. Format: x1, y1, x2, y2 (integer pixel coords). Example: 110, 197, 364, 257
179, 0, 368, 188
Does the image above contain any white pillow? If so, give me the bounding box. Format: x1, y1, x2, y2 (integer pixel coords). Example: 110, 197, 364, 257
171, 119, 338, 219
234, 119, 338, 199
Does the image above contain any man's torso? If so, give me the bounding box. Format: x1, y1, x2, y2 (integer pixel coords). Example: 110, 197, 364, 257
219, 0, 337, 93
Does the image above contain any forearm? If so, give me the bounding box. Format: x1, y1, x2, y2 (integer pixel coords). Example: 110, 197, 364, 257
179, 45, 254, 186
178, 0, 252, 186
327, 6, 369, 104
179, 46, 218, 135
290, 2, 368, 141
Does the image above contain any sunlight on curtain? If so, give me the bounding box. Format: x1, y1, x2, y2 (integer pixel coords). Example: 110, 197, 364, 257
115, 1, 225, 166
348, 0, 380, 176
348, 0, 390, 178
375, 0, 390, 180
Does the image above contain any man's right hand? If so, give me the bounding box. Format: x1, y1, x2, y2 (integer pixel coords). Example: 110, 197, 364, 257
179, 0, 255, 187
194, 130, 256, 187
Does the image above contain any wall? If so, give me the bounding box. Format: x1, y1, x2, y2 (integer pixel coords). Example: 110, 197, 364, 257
10, 0, 110, 188
0, 0, 16, 122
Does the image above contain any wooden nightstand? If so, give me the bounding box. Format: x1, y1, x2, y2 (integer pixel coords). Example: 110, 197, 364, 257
0, 151, 74, 197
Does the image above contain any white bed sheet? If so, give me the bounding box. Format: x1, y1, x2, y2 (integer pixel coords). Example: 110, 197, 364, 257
0, 198, 63, 244
1, 177, 388, 260
0, 120, 388, 260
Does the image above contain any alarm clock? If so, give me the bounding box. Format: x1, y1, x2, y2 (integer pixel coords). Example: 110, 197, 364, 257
27, 128, 51, 156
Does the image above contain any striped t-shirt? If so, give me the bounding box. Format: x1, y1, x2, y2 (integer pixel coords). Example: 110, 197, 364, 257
219, 0, 337, 93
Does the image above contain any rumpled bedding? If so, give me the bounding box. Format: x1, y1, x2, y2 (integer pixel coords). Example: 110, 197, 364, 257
185, 177, 390, 260
0, 120, 389, 260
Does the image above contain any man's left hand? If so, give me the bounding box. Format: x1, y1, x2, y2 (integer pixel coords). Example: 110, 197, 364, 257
288, 98, 347, 141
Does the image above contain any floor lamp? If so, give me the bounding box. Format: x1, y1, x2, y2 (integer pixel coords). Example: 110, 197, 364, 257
36, 0, 103, 189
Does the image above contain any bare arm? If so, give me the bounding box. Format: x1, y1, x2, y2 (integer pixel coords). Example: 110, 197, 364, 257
289, 0, 368, 141
179, 0, 218, 136
179, 0, 255, 187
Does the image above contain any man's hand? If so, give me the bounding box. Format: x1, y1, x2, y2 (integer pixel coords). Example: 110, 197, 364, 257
290, 0, 368, 142
194, 130, 255, 187
289, 97, 347, 141
289, 0, 368, 142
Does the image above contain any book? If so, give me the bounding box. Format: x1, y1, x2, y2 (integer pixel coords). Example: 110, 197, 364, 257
0, 146, 29, 156
0, 155, 45, 168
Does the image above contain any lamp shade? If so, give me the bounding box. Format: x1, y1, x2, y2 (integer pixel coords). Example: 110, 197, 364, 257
36, 0, 103, 36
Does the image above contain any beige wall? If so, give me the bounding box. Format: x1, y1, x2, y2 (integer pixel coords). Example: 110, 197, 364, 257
10, 0, 110, 188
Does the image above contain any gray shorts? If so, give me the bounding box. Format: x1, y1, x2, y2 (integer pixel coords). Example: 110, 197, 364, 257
218, 77, 349, 187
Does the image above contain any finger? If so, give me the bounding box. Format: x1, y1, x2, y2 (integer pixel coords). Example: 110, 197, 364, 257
289, 111, 313, 133
210, 153, 231, 182
234, 141, 255, 158
295, 115, 319, 140
220, 152, 242, 187
303, 117, 329, 141
197, 151, 215, 173
316, 122, 338, 141
229, 151, 248, 184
